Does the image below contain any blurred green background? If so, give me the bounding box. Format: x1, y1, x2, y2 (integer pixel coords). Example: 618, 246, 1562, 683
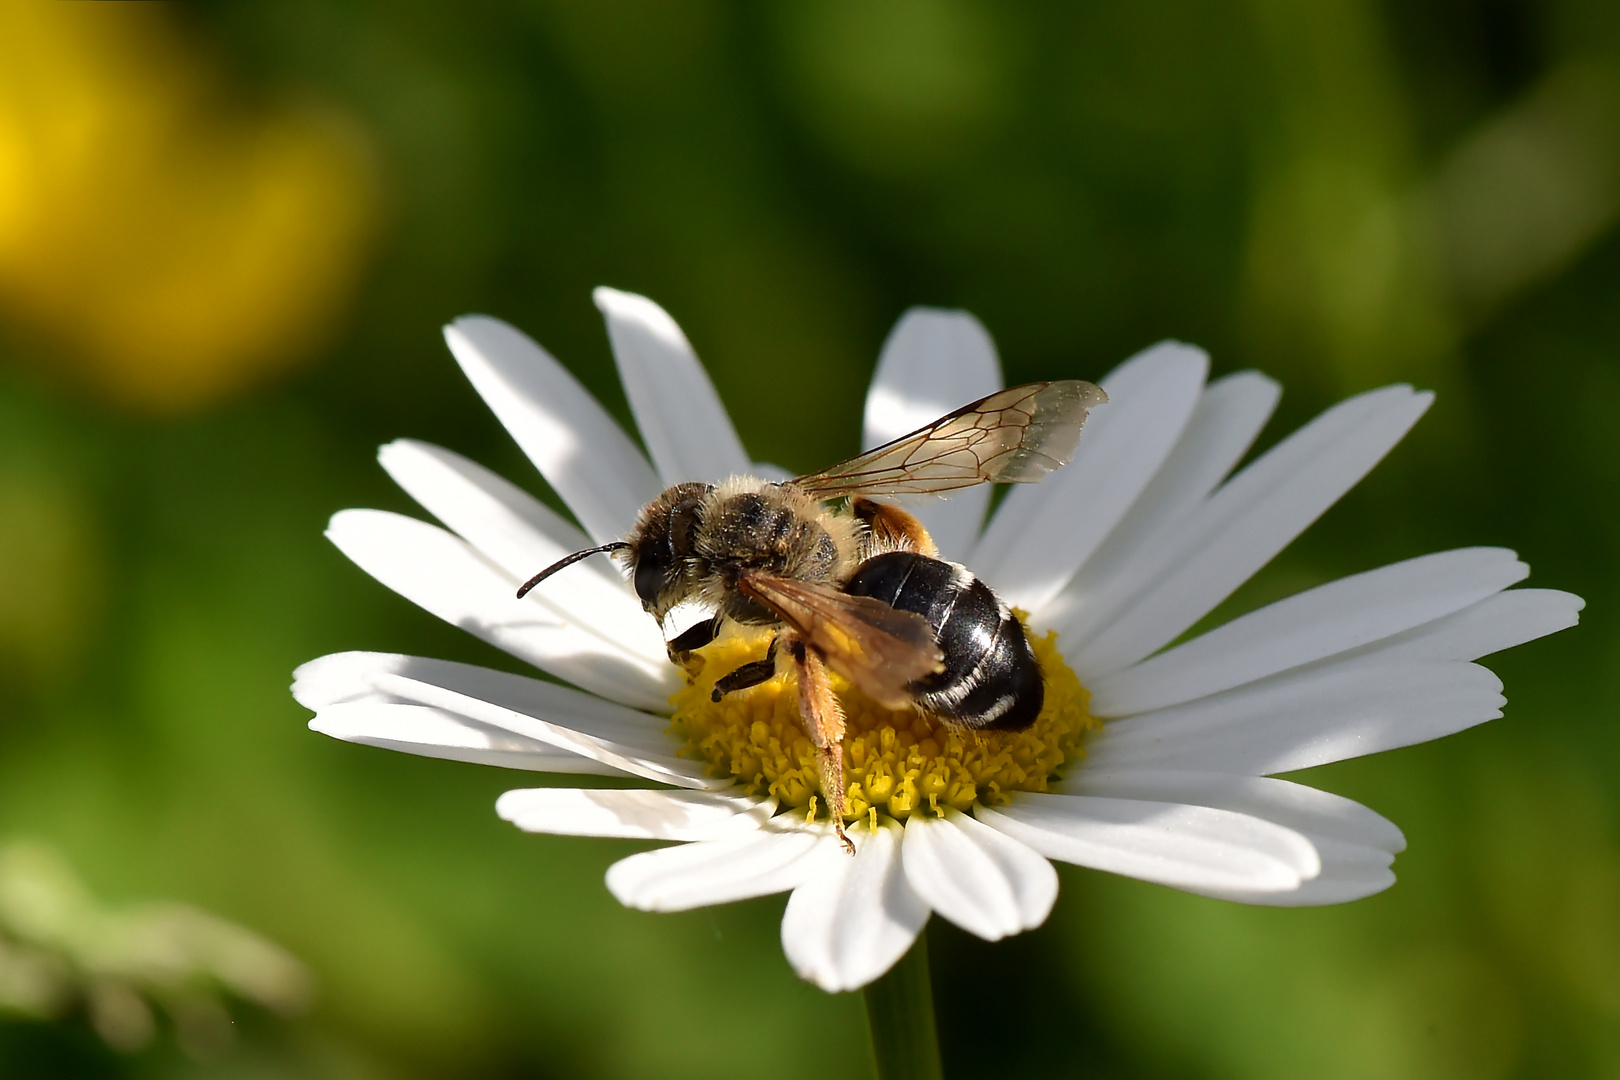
0, 0, 1613, 1076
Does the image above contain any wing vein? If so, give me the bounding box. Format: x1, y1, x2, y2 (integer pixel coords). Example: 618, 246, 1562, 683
790, 381, 1106, 499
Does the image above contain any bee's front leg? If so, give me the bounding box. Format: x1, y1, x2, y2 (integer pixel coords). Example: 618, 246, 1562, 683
783, 634, 854, 856
710, 635, 780, 701
666, 613, 722, 664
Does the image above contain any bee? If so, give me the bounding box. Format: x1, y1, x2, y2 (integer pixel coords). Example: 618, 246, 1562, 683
517, 380, 1107, 851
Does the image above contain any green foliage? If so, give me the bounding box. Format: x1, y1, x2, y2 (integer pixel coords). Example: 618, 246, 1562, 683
0, 842, 308, 1055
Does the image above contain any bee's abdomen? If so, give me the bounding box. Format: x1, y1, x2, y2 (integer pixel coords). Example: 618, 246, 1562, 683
842, 551, 1044, 732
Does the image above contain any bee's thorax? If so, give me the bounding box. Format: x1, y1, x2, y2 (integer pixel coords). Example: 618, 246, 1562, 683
625, 476, 861, 623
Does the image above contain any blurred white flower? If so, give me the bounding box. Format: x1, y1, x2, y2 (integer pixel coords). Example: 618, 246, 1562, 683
297, 288, 1581, 992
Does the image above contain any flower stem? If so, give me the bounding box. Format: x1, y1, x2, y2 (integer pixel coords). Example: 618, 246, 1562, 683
863, 928, 943, 1080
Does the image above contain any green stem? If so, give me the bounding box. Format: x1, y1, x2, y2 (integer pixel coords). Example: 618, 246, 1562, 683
863, 928, 943, 1080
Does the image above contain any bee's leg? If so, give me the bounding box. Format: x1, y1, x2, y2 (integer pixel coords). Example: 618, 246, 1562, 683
785, 635, 854, 855
852, 496, 938, 557
712, 636, 779, 700
666, 613, 722, 662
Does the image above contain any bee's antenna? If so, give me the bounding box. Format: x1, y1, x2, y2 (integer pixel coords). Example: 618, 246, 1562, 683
515, 542, 631, 599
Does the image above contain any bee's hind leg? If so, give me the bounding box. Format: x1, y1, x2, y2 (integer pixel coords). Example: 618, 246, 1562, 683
784, 635, 854, 855
816, 747, 854, 856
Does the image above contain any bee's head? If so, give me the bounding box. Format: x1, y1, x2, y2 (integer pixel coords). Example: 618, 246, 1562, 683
514, 482, 714, 623
625, 482, 713, 622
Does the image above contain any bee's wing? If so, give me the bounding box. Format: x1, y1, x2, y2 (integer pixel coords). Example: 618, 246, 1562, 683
738, 571, 943, 709
790, 380, 1107, 499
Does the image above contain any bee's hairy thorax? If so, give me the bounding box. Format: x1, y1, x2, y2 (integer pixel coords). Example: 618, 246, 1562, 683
628, 476, 863, 625
695, 479, 855, 623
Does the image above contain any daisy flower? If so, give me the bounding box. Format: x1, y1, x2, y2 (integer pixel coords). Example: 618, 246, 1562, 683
295, 288, 1582, 993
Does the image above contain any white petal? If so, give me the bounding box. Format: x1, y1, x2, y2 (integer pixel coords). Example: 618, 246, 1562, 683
863, 308, 1003, 560
594, 287, 750, 486
1034, 371, 1278, 629
898, 810, 1056, 941
1063, 771, 1405, 854
1189, 836, 1397, 906
378, 440, 602, 584
496, 788, 772, 840
1350, 588, 1584, 663
368, 670, 720, 788
444, 316, 661, 543
1062, 385, 1434, 679
378, 440, 662, 659
325, 510, 678, 710
605, 820, 832, 911
1085, 659, 1504, 775
293, 650, 713, 788
780, 819, 931, 992
308, 702, 626, 775
309, 653, 670, 753
1088, 548, 1528, 716
972, 341, 1209, 612
977, 794, 1320, 893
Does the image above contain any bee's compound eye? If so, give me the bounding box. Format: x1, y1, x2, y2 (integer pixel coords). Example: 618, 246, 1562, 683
634, 552, 672, 609
631, 482, 709, 612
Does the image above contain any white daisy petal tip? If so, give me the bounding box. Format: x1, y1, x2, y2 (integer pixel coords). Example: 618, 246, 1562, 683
1089, 659, 1512, 776
440, 312, 661, 544
1087, 546, 1535, 717
980, 795, 1322, 895
972, 333, 1211, 611
592, 285, 749, 485
1061, 375, 1445, 677
319, 510, 676, 709
898, 810, 1057, 941
1123, 338, 1211, 377
1065, 771, 1408, 857
1194, 837, 1401, 906
864, 307, 1004, 558
865, 306, 1002, 445
781, 820, 930, 993
603, 818, 831, 913
591, 286, 690, 350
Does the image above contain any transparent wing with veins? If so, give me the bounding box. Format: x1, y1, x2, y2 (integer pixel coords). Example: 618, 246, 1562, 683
737, 571, 943, 710
789, 380, 1106, 499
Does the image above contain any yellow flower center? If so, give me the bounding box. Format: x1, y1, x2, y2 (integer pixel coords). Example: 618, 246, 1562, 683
669, 617, 1098, 823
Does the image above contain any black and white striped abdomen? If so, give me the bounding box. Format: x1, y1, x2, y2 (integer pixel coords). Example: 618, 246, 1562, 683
841, 551, 1044, 731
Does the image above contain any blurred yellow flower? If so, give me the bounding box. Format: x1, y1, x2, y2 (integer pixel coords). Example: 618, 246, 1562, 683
0, 0, 378, 413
